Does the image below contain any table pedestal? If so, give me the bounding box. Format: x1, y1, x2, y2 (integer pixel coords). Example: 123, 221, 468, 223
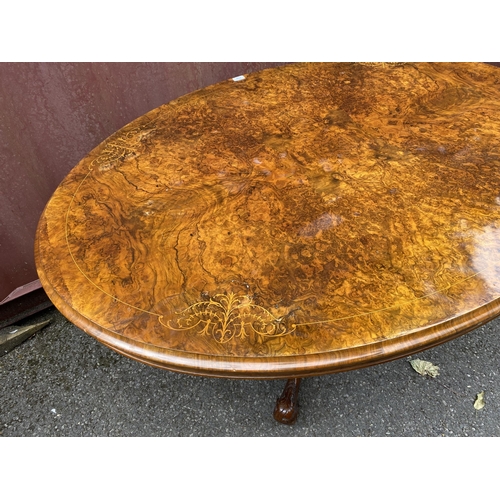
273, 378, 302, 425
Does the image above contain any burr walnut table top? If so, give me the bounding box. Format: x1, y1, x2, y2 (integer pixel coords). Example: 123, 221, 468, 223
35, 62, 500, 379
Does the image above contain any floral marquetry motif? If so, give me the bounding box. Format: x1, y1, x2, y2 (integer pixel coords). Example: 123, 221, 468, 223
89, 117, 159, 171
164, 292, 295, 343
36, 63, 500, 379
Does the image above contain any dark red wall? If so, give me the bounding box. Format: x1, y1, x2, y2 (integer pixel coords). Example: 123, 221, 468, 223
0, 62, 285, 304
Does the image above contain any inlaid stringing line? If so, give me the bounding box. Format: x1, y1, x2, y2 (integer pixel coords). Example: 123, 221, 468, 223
65, 165, 162, 319
293, 269, 487, 328
65, 153, 497, 333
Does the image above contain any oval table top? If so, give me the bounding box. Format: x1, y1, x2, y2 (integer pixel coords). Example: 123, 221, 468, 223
35, 62, 500, 379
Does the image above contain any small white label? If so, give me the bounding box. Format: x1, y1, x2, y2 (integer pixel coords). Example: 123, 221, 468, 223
232, 75, 245, 82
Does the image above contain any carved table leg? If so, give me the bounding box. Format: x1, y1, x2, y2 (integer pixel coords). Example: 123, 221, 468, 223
273, 378, 302, 425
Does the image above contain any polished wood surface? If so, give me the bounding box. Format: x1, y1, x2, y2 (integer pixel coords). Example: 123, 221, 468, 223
35, 63, 500, 378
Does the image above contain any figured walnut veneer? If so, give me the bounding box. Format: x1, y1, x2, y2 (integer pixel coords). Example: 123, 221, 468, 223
35, 63, 500, 378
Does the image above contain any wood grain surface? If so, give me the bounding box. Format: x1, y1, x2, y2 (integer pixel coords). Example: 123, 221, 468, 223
35, 62, 500, 378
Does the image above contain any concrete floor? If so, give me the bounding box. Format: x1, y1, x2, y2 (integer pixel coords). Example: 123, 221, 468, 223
1, 305, 499, 437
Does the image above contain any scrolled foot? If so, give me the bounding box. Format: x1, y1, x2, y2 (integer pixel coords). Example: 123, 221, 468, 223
273, 378, 301, 425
